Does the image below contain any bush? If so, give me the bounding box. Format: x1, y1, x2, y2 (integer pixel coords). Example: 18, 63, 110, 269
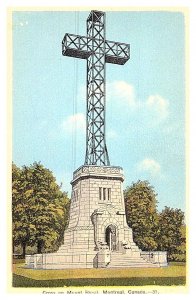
168, 253, 186, 262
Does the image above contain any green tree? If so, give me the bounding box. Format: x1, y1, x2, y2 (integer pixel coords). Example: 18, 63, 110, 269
12, 163, 32, 257
12, 162, 70, 256
23, 162, 70, 254
157, 206, 186, 261
124, 180, 159, 251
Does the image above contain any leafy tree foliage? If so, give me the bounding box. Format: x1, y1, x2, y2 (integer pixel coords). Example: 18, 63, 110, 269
12, 162, 70, 256
124, 180, 186, 261
157, 207, 186, 261
124, 180, 158, 251
12, 163, 31, 257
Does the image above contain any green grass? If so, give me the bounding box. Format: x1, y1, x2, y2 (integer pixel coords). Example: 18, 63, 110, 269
168, 262, 186, 266
12, 262, 186, 287
13, 274, 186, 287
13, 258, 25, 264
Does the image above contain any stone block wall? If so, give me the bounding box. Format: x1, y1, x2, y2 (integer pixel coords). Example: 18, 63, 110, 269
68, 165, 126, 228
60, 165, 136, 252
25, 165, 167, 269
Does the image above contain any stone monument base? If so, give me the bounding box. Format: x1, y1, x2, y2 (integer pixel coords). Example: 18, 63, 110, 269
25, 251, 97, 269
25, 165, 168, 269
25, 249, 167, 269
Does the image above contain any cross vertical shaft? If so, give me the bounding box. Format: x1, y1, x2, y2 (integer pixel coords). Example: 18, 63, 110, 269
86, 11, 109, 165
62, 10, 130, 166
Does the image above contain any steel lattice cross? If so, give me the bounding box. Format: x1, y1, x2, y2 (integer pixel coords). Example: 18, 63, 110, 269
62, 10, 130, 166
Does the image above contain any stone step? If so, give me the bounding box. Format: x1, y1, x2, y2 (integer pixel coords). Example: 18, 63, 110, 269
110, 260, 156, 265
111, 256, 149, 260
109, 262, 157, 266
111, 258, 151, 263
112, 256, 141, 258
111, 257, 144, 261
111, 255, 141, 258
109, 261, 153, 265
107, 252, 158, 268
107, 264, 158, 268
112, 253, 140, 255
114, 259, 148, 262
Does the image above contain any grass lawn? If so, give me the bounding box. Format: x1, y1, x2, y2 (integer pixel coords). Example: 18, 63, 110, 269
12, 262, 186, 287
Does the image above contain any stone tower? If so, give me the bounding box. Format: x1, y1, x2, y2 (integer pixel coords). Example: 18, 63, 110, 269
26, 165, 167, 269
25, 10, 167, 269
56, 165, 141, 268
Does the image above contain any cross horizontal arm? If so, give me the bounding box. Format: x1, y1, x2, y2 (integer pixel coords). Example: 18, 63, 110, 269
62, 33, 130, 65
105, 40, 130, 65
62, 33, 90, 59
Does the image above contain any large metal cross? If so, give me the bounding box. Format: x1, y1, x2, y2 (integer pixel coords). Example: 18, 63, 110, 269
62, 10, 130, 166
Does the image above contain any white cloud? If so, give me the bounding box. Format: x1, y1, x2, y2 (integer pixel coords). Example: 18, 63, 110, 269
137, 158, 161, 177
107, 129, 118, 139
130, 94, 170, 130
79, 81, 136, 107
146, 94, 169, 120
80, 81, 169, 124
62, 113, 86, 134
107, 81, 136, 107
63, 82, 170, 141
107, 81, 169, 124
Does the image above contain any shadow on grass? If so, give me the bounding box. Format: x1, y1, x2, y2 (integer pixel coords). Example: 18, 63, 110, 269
13, 274, 186, 288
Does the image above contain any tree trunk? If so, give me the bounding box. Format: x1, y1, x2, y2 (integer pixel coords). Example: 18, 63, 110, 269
37, 240, 42, 254
22, 242, 26, 258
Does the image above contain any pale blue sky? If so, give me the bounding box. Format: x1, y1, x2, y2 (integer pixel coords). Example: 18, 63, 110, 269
13, 10, 185, 211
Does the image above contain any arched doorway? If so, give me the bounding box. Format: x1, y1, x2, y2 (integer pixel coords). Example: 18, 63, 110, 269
105, 225, 117, 251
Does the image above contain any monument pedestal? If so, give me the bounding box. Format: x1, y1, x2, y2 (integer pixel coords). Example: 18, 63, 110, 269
25, 165, 167, 269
